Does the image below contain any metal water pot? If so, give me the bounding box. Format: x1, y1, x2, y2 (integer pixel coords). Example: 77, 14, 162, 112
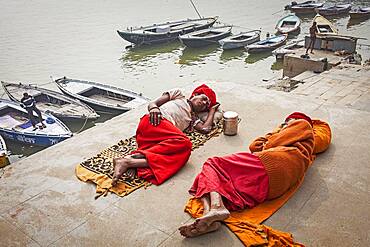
223, 111, 240, 136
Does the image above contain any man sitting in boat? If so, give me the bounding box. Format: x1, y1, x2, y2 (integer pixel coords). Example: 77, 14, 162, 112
179, 112, 329, 237
306, 21, 317, 54
111, 84, 220, 186
20, 92, 46, 130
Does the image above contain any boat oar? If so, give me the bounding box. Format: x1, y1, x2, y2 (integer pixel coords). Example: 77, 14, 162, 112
189, 0, 202, 19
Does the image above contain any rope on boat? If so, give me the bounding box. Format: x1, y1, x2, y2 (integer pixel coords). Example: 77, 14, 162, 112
75, 116, 90, 134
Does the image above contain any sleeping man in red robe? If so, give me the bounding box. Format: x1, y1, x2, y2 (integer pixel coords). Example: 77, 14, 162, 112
179, 112, 317, 237
111, 84, 220, 186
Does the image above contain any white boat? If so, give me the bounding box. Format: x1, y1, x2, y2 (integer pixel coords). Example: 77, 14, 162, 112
275, 14, 301, 34
1, 81, 99, 121
272, 39, 305, 59
246, 34, 288, 53
219, 30, 261, 50
179, 25, 232, 48
0, 99, 72, 146
54, 77, 149, 113
313, 14, 338, 37
0, 135, 9, 167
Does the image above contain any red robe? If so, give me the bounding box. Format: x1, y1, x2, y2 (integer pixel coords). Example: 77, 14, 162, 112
133, 115, 192, 185
189, 152, 269, 211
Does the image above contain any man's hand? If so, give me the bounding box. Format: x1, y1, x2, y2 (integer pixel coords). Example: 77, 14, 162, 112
149, 107, 162, 126
211, 102, 220, 111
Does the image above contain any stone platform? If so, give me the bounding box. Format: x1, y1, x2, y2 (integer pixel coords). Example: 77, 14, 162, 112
1, 81, 369, 247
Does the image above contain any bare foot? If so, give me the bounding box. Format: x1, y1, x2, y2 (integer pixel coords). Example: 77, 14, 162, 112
112, 156, 130, 186
179, 222, 196, 237
179, 222, 221, 238
194, 208, 230, 232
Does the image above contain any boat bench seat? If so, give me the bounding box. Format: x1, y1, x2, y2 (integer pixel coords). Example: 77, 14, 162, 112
171, 22, 196, 30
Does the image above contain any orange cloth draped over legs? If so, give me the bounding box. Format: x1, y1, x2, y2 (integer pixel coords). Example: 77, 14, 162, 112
133, 114, 192, 185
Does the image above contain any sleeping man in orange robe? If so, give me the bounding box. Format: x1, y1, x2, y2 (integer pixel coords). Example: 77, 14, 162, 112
111, 84, 220, 186
179, 112, 316, 237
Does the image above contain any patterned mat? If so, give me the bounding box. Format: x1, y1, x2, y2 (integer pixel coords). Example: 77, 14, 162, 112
78, 121, 223, 197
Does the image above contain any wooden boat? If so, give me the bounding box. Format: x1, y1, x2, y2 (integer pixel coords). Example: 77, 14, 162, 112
54, 77, 149, 113
179, 25, 232, 48
0, 135, 9, 168
246, 34, 288, 53
290, 2, 324, 14
275, 14, 301, 34
0, 99, 72, 146
272, 39, 305, 59
313, 14, 338, 37
285, 1, 316, 10
117, 16, 218, 46
1, 81, 100, 121
349, 7, 370, 19
218, 30, 261, 50
316, 4, 352, 16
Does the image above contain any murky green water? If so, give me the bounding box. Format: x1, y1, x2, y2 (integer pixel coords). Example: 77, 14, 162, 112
0, 0, 369, 161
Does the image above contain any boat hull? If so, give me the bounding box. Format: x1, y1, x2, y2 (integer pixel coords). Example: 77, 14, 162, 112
219, 31, 260, 50
54, 77, 149, 114
181, 33, 231, 47
316, 5, 352, 16
180, 26, 232, 48
276, 15, 301, 34
291, 3, 324, 14
1, 81, 100, 121
313, 14, 338, 37
0, 135, 9, 168
117, 17, 217, 46
0, 129, 71, 146
349, 8, 370, 19
247, 35, 287, 53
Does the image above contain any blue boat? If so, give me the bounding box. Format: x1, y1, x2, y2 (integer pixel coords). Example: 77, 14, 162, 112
0, 99, 72, 146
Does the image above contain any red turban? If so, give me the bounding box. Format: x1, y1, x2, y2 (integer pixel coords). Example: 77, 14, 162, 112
285, 112, 313, 126
191, 84, 217, 108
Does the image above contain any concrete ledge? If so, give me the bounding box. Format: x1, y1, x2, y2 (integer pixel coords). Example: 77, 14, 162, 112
1, 81, 369, 246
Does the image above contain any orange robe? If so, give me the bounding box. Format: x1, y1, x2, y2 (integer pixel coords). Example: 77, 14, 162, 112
249, 119, 315, 200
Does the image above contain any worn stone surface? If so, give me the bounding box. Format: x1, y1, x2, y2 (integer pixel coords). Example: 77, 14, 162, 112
0, 81, 369, 246
290, 64, 370, 112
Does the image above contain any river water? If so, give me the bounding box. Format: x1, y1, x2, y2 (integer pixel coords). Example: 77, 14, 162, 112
0, 0, 369, 161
